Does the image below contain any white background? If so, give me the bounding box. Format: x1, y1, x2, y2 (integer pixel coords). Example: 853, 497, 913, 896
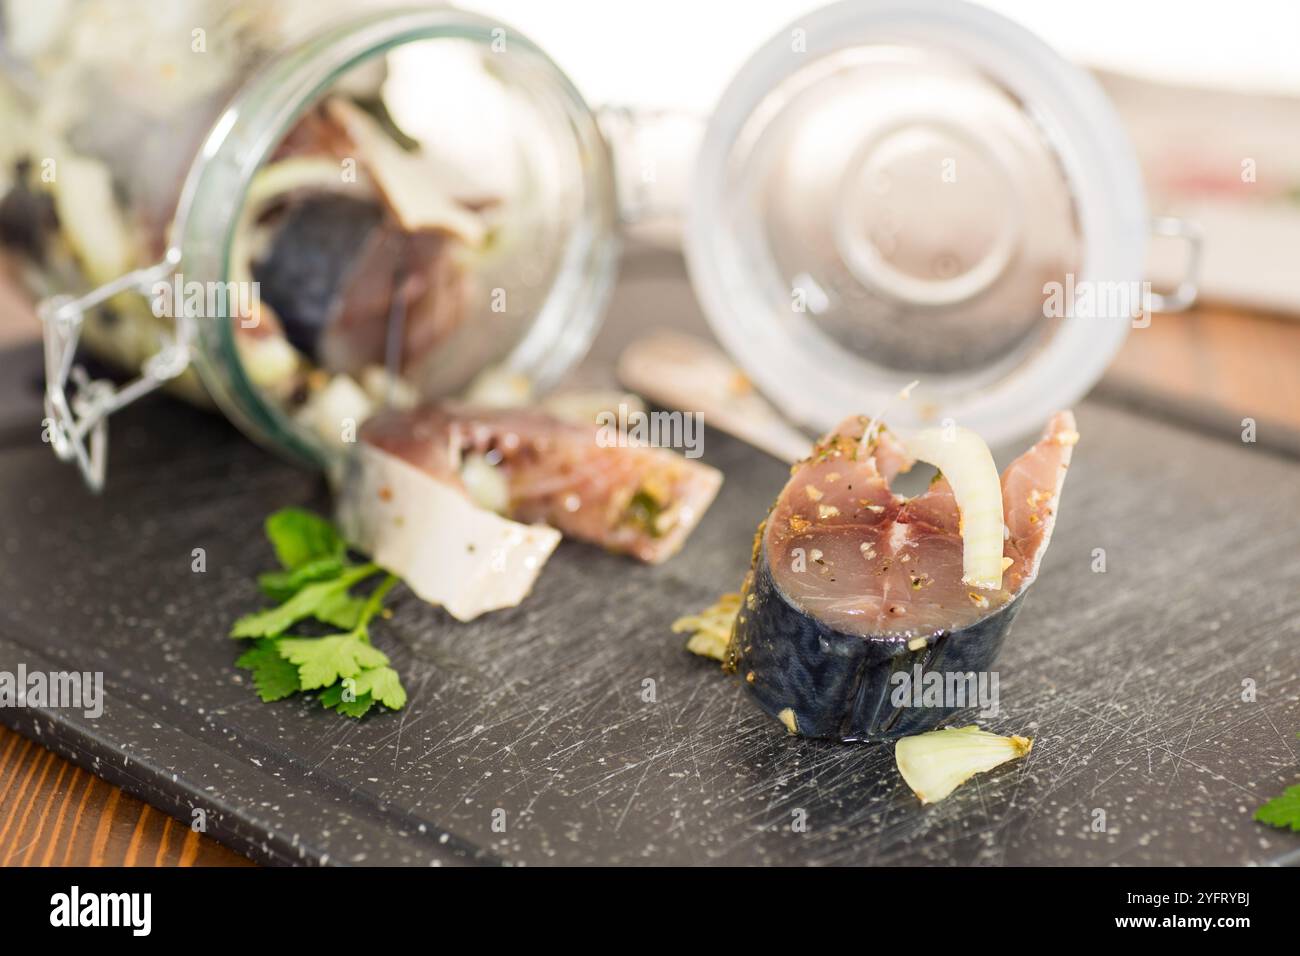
457, 0, 1300, 110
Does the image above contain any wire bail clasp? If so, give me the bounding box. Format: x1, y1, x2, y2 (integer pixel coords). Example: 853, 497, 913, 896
1147, 216, 1203, 314
40, 253, 189, 493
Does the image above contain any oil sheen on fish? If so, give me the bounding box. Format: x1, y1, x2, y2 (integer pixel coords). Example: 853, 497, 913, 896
727, 412, 1078, 740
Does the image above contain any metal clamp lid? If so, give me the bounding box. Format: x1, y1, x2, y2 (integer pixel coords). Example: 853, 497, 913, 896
40, 252, 190, 493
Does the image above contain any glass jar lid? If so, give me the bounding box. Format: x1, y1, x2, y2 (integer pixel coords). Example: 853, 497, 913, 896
686, 0, 1149, 445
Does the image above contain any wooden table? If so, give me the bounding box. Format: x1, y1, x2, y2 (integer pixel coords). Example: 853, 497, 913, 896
0, 724, 251, 866
1, 252, 1296, 866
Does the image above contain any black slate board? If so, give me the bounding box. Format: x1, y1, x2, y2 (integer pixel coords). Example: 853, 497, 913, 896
2, 276, 1299, 866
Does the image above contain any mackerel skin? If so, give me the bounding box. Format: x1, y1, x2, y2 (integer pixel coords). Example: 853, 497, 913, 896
729, 548, 1025, 741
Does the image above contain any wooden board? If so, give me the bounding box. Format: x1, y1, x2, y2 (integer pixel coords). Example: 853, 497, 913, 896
0, 334, 1297, 865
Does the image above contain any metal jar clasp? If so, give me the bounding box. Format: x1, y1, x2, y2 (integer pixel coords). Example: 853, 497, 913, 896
1146, 216, 1203, 314
40, 253, 190, 493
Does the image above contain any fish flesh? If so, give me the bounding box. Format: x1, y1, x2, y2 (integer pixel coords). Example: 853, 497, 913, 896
251, 192, 468, 377
248, 95, 483, 381
727, 412, 1077, 740
360, 403, 723, 564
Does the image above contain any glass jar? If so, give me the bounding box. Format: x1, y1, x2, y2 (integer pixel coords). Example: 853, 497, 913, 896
685, 0, 1200, 445
2, 1, 617, 488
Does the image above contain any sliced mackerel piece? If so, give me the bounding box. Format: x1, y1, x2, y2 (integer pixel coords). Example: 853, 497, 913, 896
360, 403, 723, 564
729, 412, 1077, 740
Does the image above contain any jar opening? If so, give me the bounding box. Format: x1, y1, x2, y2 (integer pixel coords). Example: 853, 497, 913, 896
175, 10, 618, 468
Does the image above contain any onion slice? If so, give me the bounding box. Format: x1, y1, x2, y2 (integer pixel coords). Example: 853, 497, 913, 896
326, 98, 486, 245
900, 426, 1005, 590
895, 725, 1033, 804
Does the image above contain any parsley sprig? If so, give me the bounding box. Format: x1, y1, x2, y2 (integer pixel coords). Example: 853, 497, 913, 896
1255, 785, 1300, 832
1255, 733, 1300, 833
232, 508, 407, 718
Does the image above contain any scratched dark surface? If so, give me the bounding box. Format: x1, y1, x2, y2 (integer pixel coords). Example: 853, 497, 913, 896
1, 254, 1298, 866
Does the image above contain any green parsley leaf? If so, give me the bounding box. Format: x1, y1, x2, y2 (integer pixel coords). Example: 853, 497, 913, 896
352, 665, 407, 710
313, 589, 367, 630
265, 507, 345, 571
235, 639, 301, 702
231, 563, 378, 639
257, 555, 346, 602
334, 692, 375, 719
231, 509, 407, 720
277, 634, 389, 690
319, 683, 376, 718
1255, 783, 1300, 832
318, 682, 348, 708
